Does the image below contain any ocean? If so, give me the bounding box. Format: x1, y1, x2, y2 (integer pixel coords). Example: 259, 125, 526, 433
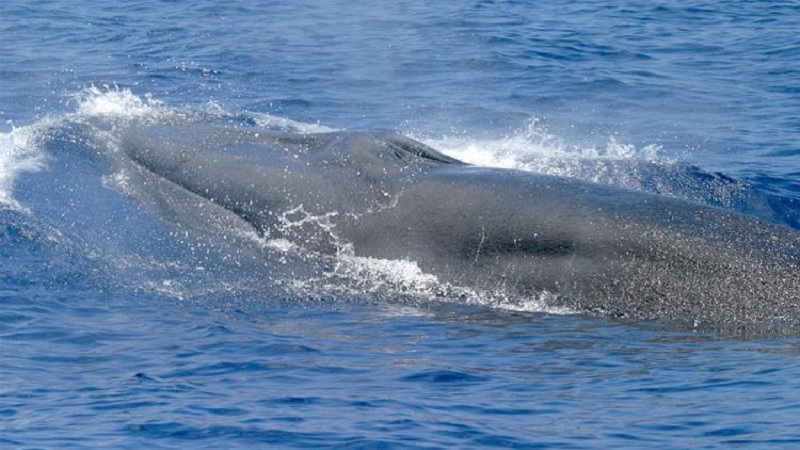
2, 1, 800, 448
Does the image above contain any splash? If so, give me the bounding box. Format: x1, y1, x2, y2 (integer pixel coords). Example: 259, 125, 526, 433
273, 238, 575, 315
0, 124, 49, 209
329, 250, 575, 315
204, 101, 337, 134
332, 245, 440, 294
1, 86, 171, 208
414, 118, 665, 180
71, 85, 165, 119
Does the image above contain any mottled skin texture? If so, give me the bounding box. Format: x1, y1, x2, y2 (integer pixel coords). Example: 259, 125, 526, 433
117, 121, 800, 326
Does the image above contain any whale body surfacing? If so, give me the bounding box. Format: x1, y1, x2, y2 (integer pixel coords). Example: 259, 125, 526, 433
112, 120, 800, 327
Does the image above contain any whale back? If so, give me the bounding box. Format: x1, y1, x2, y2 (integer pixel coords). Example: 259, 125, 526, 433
119, 125, 460, 221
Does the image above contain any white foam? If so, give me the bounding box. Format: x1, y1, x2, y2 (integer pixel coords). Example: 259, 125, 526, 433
264, 238, 299, 253
72, 85, 164, 119
250, 111, 336, 134
203, 100, 337, 134
0, 124, 49, 209
332, 248, 441, 294
321, 246, 575, 315
414, 118, 665, 176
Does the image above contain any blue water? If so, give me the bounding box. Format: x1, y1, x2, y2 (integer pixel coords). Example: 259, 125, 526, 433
2, 1, 800, 448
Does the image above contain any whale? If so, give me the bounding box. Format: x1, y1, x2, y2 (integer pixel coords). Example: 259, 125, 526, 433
109, 119, 800, 327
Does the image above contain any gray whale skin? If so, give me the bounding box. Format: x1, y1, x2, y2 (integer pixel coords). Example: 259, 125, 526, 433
118, 124, 800, 327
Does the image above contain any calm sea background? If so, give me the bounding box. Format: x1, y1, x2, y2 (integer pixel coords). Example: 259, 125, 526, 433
2, 1, 800, 448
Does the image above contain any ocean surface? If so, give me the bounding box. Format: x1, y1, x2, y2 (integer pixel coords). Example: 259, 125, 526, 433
2, 1, 800, 448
